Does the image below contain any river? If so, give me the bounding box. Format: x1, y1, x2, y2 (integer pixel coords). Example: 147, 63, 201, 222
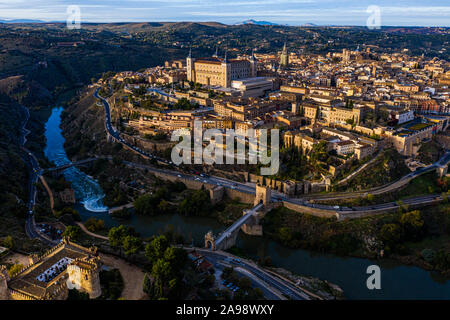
44, 107, 108, 212
44, 106, 450, 299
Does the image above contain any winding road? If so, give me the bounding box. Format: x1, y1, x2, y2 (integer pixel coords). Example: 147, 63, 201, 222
19, 105, 57, 246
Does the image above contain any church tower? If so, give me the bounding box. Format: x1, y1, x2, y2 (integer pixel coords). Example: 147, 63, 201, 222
249, 49, 258, 78
280, 42, 289, 68
221, 51, 231, 87
186, 47, 194, 83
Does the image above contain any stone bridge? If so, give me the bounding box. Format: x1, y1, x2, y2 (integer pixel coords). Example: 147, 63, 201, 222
205, 185, 271, 251
44, 157, 111, 175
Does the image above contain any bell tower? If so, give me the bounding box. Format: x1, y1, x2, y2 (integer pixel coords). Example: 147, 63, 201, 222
250, 49, 258, 78
221, 51, 231, 88
280, 42, 289, 68
186, 47, 195, 83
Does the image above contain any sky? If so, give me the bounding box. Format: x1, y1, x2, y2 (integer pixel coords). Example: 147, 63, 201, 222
0, 0, 449, 26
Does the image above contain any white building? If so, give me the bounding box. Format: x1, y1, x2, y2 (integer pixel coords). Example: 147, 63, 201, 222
231, 77, 274, 98
395, 110, 414, 124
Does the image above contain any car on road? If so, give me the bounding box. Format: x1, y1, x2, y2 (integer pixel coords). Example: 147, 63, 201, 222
177, 175, 182, 178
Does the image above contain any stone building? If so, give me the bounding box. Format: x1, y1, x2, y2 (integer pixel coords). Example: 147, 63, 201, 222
187, 49, 257, 88
280, 42, 289, 68
0, 237, 102, 300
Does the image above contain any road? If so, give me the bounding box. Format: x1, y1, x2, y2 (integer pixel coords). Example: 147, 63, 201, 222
18, 105, 57, 246
302, 150, 450, 202
195, 248, 311, 300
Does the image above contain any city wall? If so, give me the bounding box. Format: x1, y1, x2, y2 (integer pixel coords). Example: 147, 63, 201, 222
147, 169, 255, 204
282, 201, 339, 219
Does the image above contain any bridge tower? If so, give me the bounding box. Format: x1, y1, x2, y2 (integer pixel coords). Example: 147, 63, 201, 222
254, 184, 271, 206
204, 231, 216, 251
437, 165, 448, 178
241, 209, 263, 236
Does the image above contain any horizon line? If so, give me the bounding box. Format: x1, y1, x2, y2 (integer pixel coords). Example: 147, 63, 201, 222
0, 20, 449, 28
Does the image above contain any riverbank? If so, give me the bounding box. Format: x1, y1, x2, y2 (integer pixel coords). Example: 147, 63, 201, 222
262, 205, 450, 277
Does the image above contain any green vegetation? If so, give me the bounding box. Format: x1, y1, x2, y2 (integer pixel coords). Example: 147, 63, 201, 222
178, 189, 212, 216
417, 140, 444, 164
8, 263, 24, 278
67, 289, 90, 300
263, 203, 450, 274
99, 269, 124, 300
143, 235, 188, 299
62, 225, 82, 242
108, 225, 142, 256
84, 218, 105, 233
111, 208, 132, 220
0, 236, 16, 250
337, 148, 410, 191
327, 171, 448, 207
409, 123, 432, 131
54, 206, 81, 221
174, 97, 199, 110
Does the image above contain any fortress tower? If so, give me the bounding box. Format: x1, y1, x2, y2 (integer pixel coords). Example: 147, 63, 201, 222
0, 265, 9, 300
67, 256, 102, 299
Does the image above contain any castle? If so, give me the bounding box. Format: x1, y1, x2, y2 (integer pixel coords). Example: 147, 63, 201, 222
0, 237, 101, 300
186, 49, 258, 88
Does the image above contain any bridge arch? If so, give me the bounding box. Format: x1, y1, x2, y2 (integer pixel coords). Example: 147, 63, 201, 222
204, 231, 216, 251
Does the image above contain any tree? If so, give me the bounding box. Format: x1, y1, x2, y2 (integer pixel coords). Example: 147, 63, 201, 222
379, 223, 401, 245
158, 200, 170, 213
108, 225, 129, 248
134, 193, 161, 215
238, 277, 252, 291
178, 189, 211, 216
1, 235, 15, 249
62, 225, 81, 242
122, 235, 142, 256
399, 210, 424, 240
84, 218, 105, 232
145, 235, 169, 263
8, 264, 24, 277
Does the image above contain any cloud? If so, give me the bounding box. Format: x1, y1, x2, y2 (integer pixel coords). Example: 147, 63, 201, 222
0, 0, 448, 26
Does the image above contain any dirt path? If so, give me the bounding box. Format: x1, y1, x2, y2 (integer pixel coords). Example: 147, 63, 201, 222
76, 222, 109, 240
100, 253, 147, 300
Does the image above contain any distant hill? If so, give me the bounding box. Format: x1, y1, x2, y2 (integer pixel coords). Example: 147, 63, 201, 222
302, 23, 318, 27
0, 19, 46, 23
235, 19, 282, 26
